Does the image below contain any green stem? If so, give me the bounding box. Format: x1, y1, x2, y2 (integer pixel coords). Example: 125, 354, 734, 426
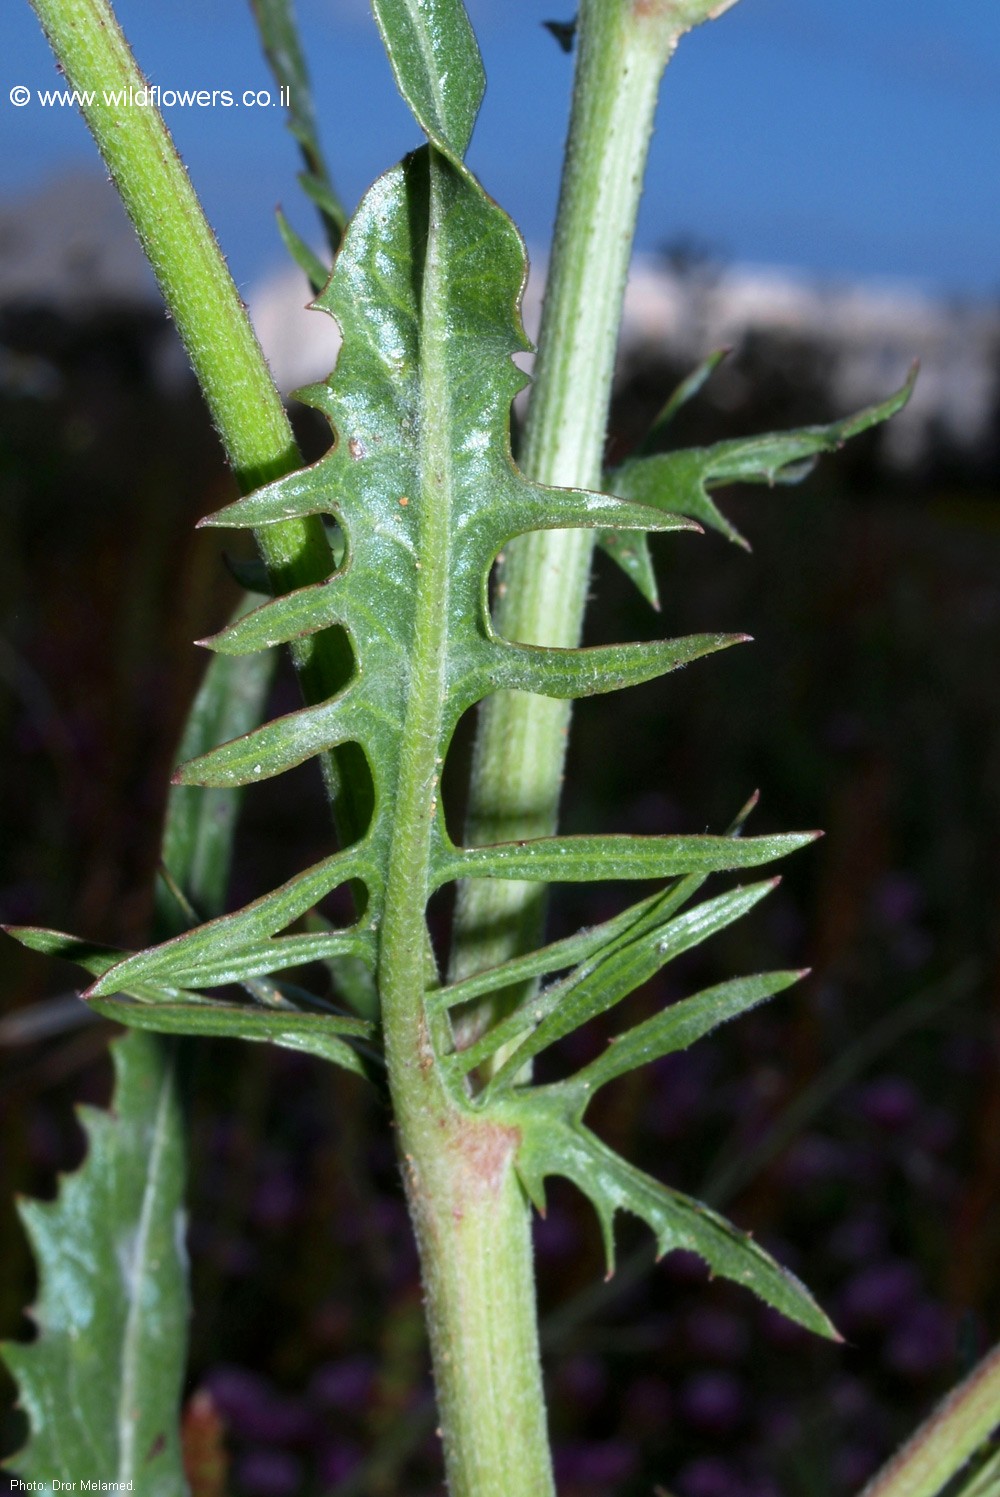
428, 3, 740, 1484
451, 0, 718, 1026
378, 152, 553, 1497
27, 0, 365, 838
858, 1341, 1000, 1497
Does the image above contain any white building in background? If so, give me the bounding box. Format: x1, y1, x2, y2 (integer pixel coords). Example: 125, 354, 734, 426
3, 171, 997, 472
248, 253, 1000, 473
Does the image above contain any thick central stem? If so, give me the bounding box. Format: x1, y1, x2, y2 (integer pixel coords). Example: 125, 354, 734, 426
450, 0, 684, 1033
377, 152, 553, 1497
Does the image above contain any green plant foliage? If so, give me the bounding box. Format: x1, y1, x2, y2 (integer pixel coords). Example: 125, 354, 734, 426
2, 617, 283, 1488
1, 1033, 188, 1495
250, 0, 346, 255
600, 363, 916, 604
5, 0, 911, 1349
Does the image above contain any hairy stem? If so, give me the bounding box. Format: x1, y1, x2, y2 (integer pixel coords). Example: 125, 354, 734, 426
27, 0, 366, 837
451, 0, 711, 1026
858, 1341, 1000, 1497
378, 152, 553, 1496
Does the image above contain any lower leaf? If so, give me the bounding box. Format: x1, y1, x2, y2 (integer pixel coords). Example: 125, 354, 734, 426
503, 1088, 838, 1341
2, 1032, 189, 1493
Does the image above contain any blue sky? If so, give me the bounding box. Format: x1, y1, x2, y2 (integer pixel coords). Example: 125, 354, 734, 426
2, 0, 999, 298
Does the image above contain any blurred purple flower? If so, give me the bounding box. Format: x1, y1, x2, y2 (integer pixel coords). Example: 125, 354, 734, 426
838, 1260, 921, 1332
554, 1439, 638, 1487
858, 1077, 920, 1132
309, 1356, 376, 1413
204, 1366, 314, 1444
235, 1447, 302, 1497
884, 1301, 953, 1379
683, 1307, 750, 1363
316, 1439, 364, 1486
676, 1454, 744, 1497
557, 1354, 608, 1412
828, 1211, 889, 1265
678, 1370, 746, 1436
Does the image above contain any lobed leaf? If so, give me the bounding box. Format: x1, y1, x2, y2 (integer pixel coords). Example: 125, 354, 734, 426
482, 881, 779, 1089
598, 347, 730, 604
605, 365, 917, 590
2, 1033, 189, 1493
5, 0, 913, 1361
503, 1088, 838, 1339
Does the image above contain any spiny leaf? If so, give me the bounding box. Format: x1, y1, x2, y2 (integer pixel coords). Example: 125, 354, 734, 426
569, 969, 804, 1093
371, 0, 485, 158
441, 798, 768, 1070
85, 846, 370, 997
1, 1032, 189, 1492
605, 365, 917, 593
501, 1088, 838, 1339
88, 999, 373, 1077
10, 121, 732, 1048
4, 926, 203, 1004
432, 886, 671, 1014
597, 347, 730, 604
481, 881, 779, 1089
4, 925, 374, 1076
120, 134, 755, 1006
486, 631, 744, 699
437, 830, 817, 887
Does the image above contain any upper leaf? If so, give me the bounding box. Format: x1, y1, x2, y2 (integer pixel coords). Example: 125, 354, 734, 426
371, 0, 485, 158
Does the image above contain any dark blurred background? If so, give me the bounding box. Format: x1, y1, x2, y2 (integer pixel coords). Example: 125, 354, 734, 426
2, 233, 999, 1496
2, 138, 1000, 1497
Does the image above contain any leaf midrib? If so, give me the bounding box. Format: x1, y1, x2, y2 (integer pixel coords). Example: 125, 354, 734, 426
116, 1042, 177, 1483
379, 149, 457, 1051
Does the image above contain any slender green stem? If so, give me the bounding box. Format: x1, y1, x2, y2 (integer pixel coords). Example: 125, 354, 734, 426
378, 152, 553, 1497
27, 0, 366, 837
424, 4, 740, 1485
858, 1342, 1000, 1497
451, 0, 717, 1030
